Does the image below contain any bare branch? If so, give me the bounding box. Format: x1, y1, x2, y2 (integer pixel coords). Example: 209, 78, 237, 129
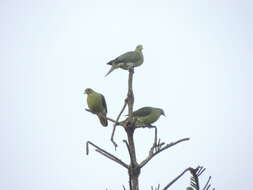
196, 166, 206, 176
127, 68, 134, 118
140, 138, 190, 168
150, 126, 158, 154
95, 149, 127, 168
86, 141, 128, 169
203, 176, 211, 190
163, 167, 194, 190
163, 166, 215, 190
123, 140, 131, 156
110, 98, 128, 150
125, 68, 140, 190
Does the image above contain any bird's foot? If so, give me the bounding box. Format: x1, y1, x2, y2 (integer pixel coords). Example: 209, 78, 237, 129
126, 62, 134, 69
137, 124, 155, 128
146, 124, 156, 128
97, 112, 104, 118
128, 67, 134, 73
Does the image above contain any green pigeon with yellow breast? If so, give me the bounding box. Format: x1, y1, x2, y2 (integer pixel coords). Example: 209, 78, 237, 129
105, 45, 144, 76
132, 107, 165, 126
84, 88, 108, 127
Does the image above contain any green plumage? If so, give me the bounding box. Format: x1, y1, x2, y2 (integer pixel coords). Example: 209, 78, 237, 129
105, 45, 144, 76
84, 88, 108, 127
132, 107, 165, 126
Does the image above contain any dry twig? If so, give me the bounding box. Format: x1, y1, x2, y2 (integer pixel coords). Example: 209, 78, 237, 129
86, 141, 128, 169
110, 99, 128, 150
163, 166, 215, 190
140, 138, 190, 168
163, 167, 194, 190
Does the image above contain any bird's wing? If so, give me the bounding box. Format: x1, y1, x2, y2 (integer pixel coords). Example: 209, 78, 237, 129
101, 94, 107, 113
133, 107, 152, 117
114, 51, 140, 64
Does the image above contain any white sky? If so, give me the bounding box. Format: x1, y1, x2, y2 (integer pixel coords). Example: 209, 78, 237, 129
0, 0, 252, 189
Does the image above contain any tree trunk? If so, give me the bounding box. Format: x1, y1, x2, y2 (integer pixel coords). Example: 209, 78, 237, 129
126, 68, 140, 190
126, 128, 140, 190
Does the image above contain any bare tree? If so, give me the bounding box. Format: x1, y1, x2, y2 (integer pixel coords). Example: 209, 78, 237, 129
85, 68, 214, 190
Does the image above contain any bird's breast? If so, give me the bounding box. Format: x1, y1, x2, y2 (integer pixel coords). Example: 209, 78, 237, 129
87, 94, 100, 110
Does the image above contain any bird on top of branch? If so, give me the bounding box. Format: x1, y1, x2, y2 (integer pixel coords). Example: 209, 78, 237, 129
131, 106, 165, 126
84, 88, 108, 127
105, 45, 144, 76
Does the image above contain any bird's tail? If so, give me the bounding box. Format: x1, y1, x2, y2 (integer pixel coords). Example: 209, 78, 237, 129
105, 66, 115, 77
98, 114, 108, 127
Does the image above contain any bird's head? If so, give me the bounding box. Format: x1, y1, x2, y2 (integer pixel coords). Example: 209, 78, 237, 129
135, 44, 143, 51
84, 88, 94, 95
159, 108, 166, 116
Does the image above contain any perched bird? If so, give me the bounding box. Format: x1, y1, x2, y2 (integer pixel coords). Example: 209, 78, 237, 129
132, 107, 165, 126
105, 45, 144, 76
84, 88, 108, 127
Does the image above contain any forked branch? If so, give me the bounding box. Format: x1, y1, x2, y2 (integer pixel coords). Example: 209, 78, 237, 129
163, 166, 215, 190
163, 167, 194, 190
140, 137, 190, 168
86, 141, 128, 169
110, 99, 128, 149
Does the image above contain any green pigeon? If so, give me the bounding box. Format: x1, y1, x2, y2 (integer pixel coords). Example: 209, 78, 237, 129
105, 45, 144, 76
84, 88, 108, 127
132, 107, 165, 126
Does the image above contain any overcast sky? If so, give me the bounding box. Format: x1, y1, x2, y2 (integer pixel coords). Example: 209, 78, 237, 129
0, 0, 252, 189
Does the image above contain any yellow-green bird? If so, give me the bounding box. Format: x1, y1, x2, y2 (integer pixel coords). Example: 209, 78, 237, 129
132, 107, 165, 126
84, 88, 108, 127
105, 45, 144, 76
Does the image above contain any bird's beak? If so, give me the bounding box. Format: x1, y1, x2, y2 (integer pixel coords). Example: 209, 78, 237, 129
162, 113, 166, 117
